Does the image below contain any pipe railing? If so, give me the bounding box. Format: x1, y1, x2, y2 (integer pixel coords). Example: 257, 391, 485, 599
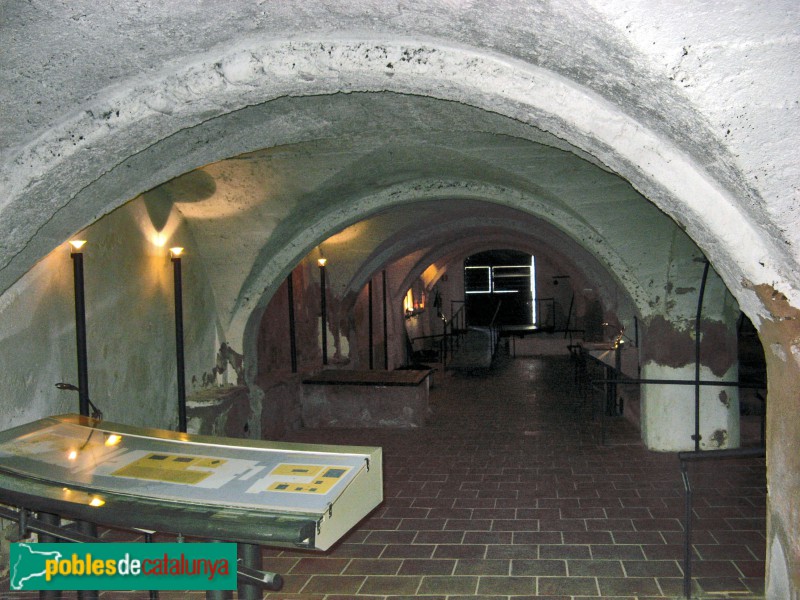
407, 301, 468, 367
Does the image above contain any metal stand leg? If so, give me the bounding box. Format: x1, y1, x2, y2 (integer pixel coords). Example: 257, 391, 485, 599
143, 532, 159, 600
238, 543, 261, 600
206, 540, 233, 600
76, 521, 99, 600
37, 513, 62, 600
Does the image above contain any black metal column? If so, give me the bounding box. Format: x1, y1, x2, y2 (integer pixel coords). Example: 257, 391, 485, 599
368, 279, 374, 370
38, 512, 62, 600
287, 272, 297, 373
70, 248, 90, 417
693, 260, 710, 451
382, 270, 388, 370
71, 244, 99, 600
205, 540, 233, 600
76, 520, 99, 600
319, 262, 328, 365
171, 251, 187, 433
237, 543, 260, 600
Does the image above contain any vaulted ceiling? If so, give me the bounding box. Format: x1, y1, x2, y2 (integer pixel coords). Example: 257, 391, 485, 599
2, 1, 798, 329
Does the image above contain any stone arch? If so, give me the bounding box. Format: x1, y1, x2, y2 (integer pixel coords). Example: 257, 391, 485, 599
233, 184, 651, 356
2, 38, 791, 323
340, 216, 636, 323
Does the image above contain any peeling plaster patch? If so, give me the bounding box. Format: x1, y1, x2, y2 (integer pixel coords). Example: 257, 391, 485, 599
641, 315, 736, 377
771, 343, 787, 362
202, 342, 244, 386
719, 390, 730, 408
750, 281, 800, 580
710, 428, 728, 448
791, 344, 800, 369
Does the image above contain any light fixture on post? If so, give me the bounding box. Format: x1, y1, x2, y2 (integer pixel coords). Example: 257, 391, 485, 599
318, 256, 328, 365
69, 240, 91, 418
170, 247, 187, 433
69, 240, 100, 599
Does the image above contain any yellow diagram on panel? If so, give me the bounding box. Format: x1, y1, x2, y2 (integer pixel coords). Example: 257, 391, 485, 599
266, 464, 352, 494
112, 453, 227, 485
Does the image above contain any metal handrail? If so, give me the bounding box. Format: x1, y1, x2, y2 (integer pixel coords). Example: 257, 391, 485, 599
407, 301, 469, 367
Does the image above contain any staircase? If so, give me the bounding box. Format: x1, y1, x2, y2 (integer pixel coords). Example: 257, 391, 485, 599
445, 326, 498, 371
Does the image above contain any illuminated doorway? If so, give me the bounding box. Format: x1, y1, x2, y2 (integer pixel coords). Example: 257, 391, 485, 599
464, 249, 536, 326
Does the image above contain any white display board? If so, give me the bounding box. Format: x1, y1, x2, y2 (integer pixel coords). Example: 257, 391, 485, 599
0, 415, 383, 550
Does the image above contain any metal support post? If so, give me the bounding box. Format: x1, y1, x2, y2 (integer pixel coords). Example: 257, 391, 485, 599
171, 250, 187, 433
70, 247, 90, 417
693, 260, 710, 451
287, 272, 297, 373
37, 513, 62, 600
237, 543, 260, 600
319, 261, 328, 366
205, 540, 233, 600
368, 279, 374, 370
382, 270, 388, 370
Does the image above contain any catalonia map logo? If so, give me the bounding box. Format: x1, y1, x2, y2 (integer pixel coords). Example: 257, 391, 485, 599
10, 543, 237, 591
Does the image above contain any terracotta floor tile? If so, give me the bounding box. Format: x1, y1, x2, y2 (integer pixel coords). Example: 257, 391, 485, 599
511, 559, 568, 576
622, 559, 682, 577
413, 530, 465, 544
381, 544, 435, 559
289, 556, 350, 574
343, 558, 403, 575
417, 575, 479, 595
300, 574, 365, 594
432, 544, 487, 559
596, 576, 661, 596
358, 575, 423, 595
485, 543, 539, 559
454, 558, 510, 576
398, 559, 456, 576
477, 575, 537, 594
568, 559, 625, 577
537, 575, 599, 596
539, 544, 592, 560
590, 544, 646, 560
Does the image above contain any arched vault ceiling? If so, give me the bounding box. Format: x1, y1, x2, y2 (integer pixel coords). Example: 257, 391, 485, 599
325, 203, 641, 307
158, 126, 688, 340
1, 3, 798, 326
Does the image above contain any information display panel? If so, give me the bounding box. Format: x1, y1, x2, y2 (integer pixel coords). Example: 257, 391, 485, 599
0, 415, 382, 550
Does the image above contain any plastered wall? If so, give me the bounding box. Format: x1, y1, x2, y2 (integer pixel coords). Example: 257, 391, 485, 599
0, 200, 220, 432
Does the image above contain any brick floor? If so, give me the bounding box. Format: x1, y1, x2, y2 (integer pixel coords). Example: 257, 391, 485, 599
0, 354, 766, 599
270, 353, 766, 599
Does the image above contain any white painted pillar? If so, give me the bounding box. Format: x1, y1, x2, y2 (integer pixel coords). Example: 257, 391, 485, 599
640, 362, 740, 451
638, 259, 741, 452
